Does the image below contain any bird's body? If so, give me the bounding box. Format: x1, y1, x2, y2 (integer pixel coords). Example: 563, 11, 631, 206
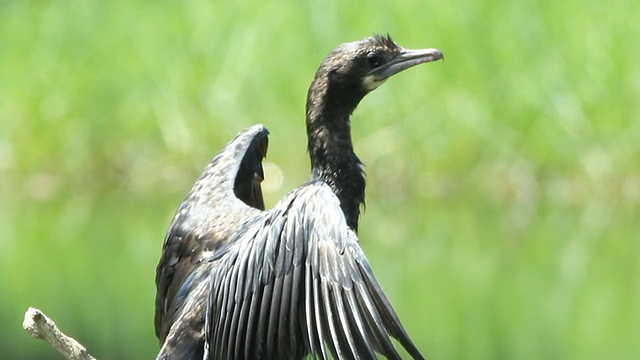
155, 35, 443, 359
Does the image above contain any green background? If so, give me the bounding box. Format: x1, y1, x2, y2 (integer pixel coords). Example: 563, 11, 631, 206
1, 1, 638, 359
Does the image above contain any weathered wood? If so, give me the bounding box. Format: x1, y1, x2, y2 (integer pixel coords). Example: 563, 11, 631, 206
23, 307, 97, 360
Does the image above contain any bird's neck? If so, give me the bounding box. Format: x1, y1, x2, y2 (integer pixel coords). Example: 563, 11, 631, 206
306, 86, 365, 231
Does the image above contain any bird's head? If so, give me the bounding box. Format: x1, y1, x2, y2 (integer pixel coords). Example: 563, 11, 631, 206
308, 34, 443, 116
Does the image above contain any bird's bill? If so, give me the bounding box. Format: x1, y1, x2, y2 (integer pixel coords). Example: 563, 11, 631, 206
369, 48, 444, 80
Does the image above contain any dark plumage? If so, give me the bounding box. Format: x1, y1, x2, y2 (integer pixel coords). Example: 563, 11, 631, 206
154, 35, 443, 360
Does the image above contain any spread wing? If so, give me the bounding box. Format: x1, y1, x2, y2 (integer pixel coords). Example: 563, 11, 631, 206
204, 182, 424, 360
155, 125, 269, 359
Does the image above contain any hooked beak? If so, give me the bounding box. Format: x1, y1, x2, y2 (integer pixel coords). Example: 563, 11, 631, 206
369, 48, 444, 80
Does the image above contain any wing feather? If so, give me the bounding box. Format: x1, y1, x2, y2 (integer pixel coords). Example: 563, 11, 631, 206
243, 286, 261, 359
266, 272, 284, 355
343, 288, 377, 359
332, 287, 358, 360
322, 277, 345, 359
256, 279, 274, 355
314, 267, 330, 359
218, 271, 231, 359
233, 293, 250, 358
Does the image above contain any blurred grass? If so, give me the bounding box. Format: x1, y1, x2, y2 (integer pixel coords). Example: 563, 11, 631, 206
1, 0, 639, 359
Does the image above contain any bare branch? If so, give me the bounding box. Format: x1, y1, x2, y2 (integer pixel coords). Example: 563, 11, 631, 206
22, 307, 97, 360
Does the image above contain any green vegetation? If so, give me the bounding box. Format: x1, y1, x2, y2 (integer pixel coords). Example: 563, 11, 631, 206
1, 1, 638, 359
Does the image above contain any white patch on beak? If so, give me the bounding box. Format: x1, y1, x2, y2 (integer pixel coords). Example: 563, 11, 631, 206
362, 74, 388, 91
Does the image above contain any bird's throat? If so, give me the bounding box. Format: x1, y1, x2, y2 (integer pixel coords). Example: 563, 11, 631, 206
307, 111, 365, 231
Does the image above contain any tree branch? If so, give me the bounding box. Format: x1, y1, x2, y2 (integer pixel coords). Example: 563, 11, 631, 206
22, 307, 97, 360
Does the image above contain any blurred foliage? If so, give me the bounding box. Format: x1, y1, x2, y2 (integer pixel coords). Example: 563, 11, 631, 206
1, 0, 639, 359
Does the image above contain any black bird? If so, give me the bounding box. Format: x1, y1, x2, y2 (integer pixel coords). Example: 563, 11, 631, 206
155, 35, 443, 360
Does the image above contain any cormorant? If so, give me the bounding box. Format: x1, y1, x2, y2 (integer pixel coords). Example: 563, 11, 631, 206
155, 34, 443, 360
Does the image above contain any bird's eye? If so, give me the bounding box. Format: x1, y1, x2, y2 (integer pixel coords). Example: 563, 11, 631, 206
366, 51, 382, 68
